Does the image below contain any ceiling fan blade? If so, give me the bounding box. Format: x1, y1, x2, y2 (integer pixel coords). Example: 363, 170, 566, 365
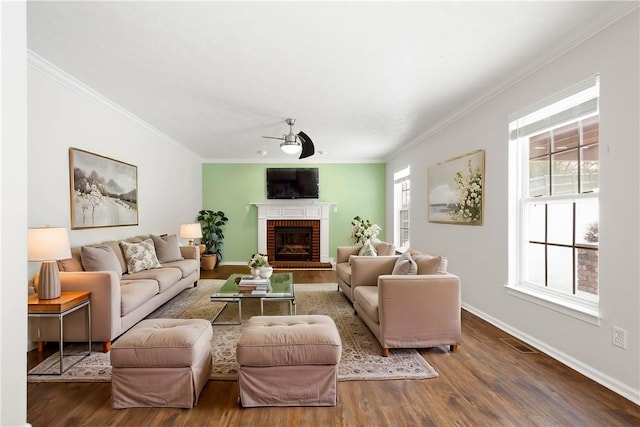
262, 136, 284, 140
297, 131, 315, 159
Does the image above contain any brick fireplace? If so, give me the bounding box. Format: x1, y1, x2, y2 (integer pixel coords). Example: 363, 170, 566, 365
253, 202, 335, 267
267, 220, 320, 263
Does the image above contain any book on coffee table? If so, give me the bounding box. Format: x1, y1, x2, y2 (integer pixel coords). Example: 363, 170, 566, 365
239, 276, 269, 285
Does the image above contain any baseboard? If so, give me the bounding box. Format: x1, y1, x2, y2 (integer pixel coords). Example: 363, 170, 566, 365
462, 302, 640, 405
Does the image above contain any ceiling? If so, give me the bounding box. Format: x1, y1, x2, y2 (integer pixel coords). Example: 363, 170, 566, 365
26, 1, 635, 163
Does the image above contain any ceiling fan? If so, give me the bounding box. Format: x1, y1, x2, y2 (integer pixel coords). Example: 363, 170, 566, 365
262, 118, 315, 159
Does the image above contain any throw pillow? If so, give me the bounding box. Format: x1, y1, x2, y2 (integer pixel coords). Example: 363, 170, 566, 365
391, 251, 418, 275
151, 234, 183, 263
119, 239, 162, 274
358, 240, 377, 256
412, 253, 448, 274
80, 245, 123, 276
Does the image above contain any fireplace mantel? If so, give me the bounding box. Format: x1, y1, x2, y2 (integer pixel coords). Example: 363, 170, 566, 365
252, 202, 336, 263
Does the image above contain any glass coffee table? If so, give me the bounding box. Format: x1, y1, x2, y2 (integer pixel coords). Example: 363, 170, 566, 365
210, 272, 296, 324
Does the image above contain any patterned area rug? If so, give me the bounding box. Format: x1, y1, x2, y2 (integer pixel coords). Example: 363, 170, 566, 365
28, 280, 438, 382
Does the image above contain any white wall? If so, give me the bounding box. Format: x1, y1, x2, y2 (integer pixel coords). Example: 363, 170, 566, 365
27, 54, 203, 251
1, 1, 29, 426
387, 10, 639, 403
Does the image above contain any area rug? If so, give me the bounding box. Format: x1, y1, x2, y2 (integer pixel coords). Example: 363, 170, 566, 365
28, 280, 438, 383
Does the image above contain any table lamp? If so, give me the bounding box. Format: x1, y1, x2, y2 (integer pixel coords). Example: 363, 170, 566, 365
180, 223, 202, 246
28, 227, 71, 300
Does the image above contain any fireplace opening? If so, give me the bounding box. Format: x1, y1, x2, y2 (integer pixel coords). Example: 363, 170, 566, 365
274, 226, 313, 261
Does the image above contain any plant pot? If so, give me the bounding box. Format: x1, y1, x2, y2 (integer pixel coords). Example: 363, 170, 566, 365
201, 254, 218, 271
259, 266, 273, 279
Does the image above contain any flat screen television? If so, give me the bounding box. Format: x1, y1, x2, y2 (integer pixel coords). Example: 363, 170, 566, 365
266, 168, 319, 199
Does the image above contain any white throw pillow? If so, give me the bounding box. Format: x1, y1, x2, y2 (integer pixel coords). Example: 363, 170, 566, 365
392, 251, 418, 275
358, 240, 377, 256
119, 239, 162, 274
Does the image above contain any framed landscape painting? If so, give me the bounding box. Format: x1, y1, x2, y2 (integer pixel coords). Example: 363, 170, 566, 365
428, 149, 485, 225
69, 148, 138, 229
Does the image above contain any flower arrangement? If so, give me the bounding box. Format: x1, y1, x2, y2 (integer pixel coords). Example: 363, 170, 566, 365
450, 160, 482, 223
350, 216, 381, 245
248, 253, 269, 268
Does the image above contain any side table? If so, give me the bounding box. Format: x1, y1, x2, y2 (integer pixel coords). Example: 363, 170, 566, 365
28, 291, 92, 375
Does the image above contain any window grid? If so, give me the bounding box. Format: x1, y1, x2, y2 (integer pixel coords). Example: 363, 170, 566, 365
523, 116, 599, 297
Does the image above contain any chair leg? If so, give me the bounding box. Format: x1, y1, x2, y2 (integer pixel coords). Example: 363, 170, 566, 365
382, 347, 389, 357
450, 344, 458, 352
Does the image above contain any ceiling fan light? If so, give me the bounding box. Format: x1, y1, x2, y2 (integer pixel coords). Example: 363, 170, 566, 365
280, 141, 301, 154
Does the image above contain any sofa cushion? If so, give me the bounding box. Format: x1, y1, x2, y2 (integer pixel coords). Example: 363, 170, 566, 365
151, 234, 184, 264
80, 245, 123, 276
358, 240, 377, 256
58, 247, 84, 272
161, 259, 198, 278
373, 241, 395, 256
353, 286, 379, 323
412, 254, 448, 274
120, 279, 160, 316
391, 251, 418, 275
336, 262, 352, 287
120, 239, 162, 274
124, 267, 182, 293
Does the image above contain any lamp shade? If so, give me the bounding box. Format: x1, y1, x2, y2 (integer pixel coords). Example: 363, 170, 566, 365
180, 223, 202, 239
28, 227, 70, 300
28, 227, 71, 261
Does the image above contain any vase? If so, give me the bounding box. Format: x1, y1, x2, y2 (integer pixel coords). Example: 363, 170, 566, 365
250, 267, 261, 278
259, 266, 273, 279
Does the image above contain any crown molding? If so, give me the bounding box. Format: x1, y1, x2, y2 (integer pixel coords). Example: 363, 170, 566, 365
27, 50, 203, 161
387, 3, 639, 162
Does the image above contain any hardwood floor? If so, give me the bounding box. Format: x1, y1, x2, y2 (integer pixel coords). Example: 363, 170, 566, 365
27, 266, 640, 426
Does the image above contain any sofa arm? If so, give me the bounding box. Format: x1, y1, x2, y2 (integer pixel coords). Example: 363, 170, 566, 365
60, 271, 122, 342
337, 245, 362, 264
351, 256, 398, 288
377, 274, 461, 345
180, 245, 199, 260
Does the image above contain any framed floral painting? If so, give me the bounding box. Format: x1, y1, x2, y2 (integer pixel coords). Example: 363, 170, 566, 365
428, 149, 485, 225
69, 147, 138, 229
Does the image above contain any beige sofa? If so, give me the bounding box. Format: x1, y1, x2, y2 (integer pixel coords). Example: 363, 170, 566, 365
340, 249, 461, 356
335, 241, 396, 302
30, 234, 200, 352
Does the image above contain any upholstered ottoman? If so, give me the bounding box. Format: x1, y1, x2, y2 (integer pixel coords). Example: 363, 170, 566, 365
236, 315, 342, 407
110, 318, 212, 409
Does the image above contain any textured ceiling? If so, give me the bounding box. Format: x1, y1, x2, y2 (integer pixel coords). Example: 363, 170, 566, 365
27, 1, 636, 162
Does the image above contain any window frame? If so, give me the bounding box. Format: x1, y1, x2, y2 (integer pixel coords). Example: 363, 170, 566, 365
393, 166, 410, 250
507, 76, 601, 325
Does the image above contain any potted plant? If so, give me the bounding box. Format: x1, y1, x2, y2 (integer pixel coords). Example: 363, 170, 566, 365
248, 253, 271, 278
197, 209, 228, 270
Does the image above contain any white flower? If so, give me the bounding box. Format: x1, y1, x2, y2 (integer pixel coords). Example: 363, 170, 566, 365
351, 216, 381, 244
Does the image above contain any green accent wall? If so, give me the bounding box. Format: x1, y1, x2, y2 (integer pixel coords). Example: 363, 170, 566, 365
202, 163, 386, 263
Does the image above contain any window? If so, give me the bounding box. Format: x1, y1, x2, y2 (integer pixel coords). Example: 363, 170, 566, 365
508, 76, 599, 320
394, 166, 410, 249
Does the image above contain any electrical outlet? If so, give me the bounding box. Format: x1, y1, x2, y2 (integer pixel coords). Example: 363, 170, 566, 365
612, 326, 627, 349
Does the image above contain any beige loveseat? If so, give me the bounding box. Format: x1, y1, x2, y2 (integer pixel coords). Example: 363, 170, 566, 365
339, 249, 461, 356
30, 234, 200, 352
336, 241, 396, 302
